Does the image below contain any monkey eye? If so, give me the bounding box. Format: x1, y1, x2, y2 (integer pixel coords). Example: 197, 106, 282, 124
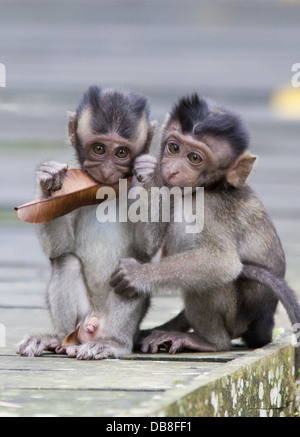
93, 143, 106, 155
188, 152, 203, 164
167, 143, 180, 154
115, 148, 129, 158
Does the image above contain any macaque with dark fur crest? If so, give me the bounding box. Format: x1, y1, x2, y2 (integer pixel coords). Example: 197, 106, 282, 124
17, 86, 156, 359
110, 94, 300, 367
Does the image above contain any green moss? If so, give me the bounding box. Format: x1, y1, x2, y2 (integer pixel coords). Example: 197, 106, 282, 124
157, 343, 297, 417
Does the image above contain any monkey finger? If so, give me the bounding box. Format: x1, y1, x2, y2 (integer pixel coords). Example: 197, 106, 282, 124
40, 161, 68, 173
40, 166, 65, 192
65, 345, 79, 357
134, 171, 154, 183
109, 270, 125, 288
149, 342, 159, 354
134, 155, 157, 166
118, 257, 139, 267
55, 345, 67, 355
123, 287, 139, 298
169, 340, 183, 354
36, 337, 60, 356
16, 335, 33, 354
37, 162, 67, 193
110, 266, 121, 279
134, 164, 157, 175
24, 338, 41, 357
141, 336, 164, 353
76, 342, 101, 360
36, 171, 53, 196
114, 279, 130, 295
134, 159, 157, 169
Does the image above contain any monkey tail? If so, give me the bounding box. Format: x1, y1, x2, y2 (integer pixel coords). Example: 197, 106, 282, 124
241, 264, 300, 327
241, 264, 300, 371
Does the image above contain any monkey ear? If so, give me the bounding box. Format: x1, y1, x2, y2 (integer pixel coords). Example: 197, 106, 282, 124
226, 151, 257, 188
67, 111, 77, 147
62, 326, 80, 346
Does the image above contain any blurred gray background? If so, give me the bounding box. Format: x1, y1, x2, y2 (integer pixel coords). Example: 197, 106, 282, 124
0, 0, 299, 315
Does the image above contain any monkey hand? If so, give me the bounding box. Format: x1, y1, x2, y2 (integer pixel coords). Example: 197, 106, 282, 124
36, 161, 68, 197
109, 258, 150, 297
133, 154, 158, 186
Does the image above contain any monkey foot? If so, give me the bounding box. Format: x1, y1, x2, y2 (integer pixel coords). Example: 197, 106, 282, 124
70, 341, 130, 360
141, 331, 216, 354
16, 335, 62, 357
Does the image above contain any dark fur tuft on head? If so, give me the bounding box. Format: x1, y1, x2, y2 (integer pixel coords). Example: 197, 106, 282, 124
168, 93, 249, 156
169, 94, 209, 133
76, 86, 150, 139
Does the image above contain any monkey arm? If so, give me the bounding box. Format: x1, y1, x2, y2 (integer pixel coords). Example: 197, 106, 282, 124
110, 242, 243, 297
34, 160, 76, 258
129, 220, 168, 262
35, 214, 75, 259
128, 166, 168, 262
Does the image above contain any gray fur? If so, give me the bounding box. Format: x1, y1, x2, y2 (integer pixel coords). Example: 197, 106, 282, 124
111, 95, 300, 367
17, 87, 155, 359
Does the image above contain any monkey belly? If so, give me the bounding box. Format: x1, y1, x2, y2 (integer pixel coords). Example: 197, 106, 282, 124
73, 206, 149, 339
74, 206, 131, 301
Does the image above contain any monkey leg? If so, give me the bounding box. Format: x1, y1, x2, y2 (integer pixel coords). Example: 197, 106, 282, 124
241, 313, 274, 349
141, 331, 216, 354
68, 292, 150, 360
183, 286, 235, 352
235, 279, 277, 349
142, 285, 236, 354
17, 254, 90, 357
47, 254, 90, 333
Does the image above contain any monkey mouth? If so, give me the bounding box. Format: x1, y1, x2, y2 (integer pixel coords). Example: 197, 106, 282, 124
163, 173, 185, 189
86, 168, 129, 185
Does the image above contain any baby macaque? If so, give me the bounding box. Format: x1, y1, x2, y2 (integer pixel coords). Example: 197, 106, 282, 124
110, 94, 300, 369
17, 86, 156, 359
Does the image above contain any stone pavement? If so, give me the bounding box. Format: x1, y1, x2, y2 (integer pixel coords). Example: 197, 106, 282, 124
0, 222, 296, 417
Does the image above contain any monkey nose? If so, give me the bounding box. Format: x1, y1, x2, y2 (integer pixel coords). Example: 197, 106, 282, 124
168, 170, 179, 179
101, 168, 115, 179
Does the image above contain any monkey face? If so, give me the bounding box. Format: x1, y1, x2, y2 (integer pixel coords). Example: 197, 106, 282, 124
161, 127, 256, 189
160, 94, 256, 189
82, 133, 136, 184
161, 129, 224, 188
69, 95, 154, 185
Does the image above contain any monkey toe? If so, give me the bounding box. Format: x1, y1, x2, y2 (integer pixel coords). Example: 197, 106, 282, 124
16, 335, 62, 357
65, 345, 79, 357
76, 342, 101, 360
75, 341, 129, 360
